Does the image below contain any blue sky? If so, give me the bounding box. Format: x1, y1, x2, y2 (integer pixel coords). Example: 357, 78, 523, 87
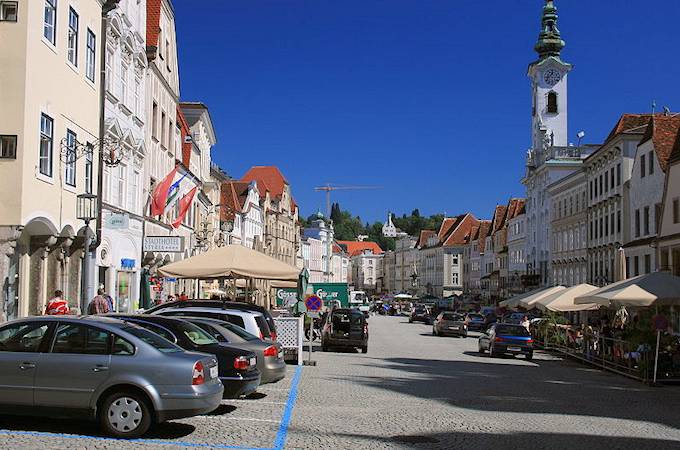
175, 0, 680, 223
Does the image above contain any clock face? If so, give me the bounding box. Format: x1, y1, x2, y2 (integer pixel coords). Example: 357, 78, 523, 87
543, 69, 561, 87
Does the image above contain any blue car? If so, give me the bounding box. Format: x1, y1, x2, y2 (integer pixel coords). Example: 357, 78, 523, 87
478, 323, 533, 360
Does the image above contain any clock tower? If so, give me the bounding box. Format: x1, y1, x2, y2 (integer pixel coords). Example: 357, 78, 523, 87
528, 0, 571, 152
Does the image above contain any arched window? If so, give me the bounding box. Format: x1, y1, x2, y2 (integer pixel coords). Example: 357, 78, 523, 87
547, 91, 558, 113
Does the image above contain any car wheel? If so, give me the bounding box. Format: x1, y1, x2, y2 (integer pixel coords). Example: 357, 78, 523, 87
489, 345, 496, 358
409, 319, 413, 323
526, 352, 533, 361
100, 390, 152, 439
361, 346, 368, 354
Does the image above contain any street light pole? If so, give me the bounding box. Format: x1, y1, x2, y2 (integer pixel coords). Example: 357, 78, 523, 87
77, 193, 98, 314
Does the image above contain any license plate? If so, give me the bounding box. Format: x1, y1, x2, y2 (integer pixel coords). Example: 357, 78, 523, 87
250, 357, 257, 367
210, 366, 218, 379
508, 346, 521, 352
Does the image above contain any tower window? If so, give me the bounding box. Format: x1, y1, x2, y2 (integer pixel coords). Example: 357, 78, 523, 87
547, 92, 558, 113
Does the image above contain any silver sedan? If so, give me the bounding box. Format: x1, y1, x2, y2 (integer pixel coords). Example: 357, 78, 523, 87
0, 316, 223, 438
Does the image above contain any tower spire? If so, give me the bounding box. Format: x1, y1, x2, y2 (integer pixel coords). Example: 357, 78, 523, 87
534, 0, 565, 60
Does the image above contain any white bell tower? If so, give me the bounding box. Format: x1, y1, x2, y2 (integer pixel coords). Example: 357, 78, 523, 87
528, 0, 571, 152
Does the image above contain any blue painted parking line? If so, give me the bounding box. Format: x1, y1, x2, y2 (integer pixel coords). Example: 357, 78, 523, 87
273, 365, 302, 450
0, 365, 304, 450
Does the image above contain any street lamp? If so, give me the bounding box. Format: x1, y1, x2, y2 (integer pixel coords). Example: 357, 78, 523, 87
77, 193, 98, 314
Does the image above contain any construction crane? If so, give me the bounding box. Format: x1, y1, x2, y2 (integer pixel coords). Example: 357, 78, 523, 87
313, 184, 381, 218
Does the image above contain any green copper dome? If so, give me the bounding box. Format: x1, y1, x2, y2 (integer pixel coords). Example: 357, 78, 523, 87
534, 0, 565, 60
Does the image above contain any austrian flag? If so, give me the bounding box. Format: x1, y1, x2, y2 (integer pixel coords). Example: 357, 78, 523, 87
150, 167, 198, 228
171, 186, 197, 229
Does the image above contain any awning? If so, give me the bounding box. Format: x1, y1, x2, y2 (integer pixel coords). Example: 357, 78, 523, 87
158, 244, 300, 281
499, 287, 551, 309
574, 272, 680, 307
517, 286, 567, 309
534, 284, 600, 312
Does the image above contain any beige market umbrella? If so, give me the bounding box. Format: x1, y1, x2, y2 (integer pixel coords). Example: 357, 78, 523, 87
518, 285, 567, 309
158, 244, 300, 281
534, 284, 600, 312
574, 272, 680, 307
615, 247, 627, 282
498, 288, 544, 309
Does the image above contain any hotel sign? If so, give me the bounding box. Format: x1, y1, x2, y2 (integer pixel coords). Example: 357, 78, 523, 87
143, 236, 184, 253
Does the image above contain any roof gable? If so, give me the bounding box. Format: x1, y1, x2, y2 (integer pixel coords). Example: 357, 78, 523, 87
639, 115, 680, 172
442, 214, 480, 247
337, 241, 384, 257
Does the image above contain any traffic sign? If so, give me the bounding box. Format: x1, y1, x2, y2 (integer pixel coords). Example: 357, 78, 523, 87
305, 295, 322, 312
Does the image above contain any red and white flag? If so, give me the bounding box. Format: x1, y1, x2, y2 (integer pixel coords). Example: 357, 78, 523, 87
150, 166, 178, 216
171, 186, 198, 229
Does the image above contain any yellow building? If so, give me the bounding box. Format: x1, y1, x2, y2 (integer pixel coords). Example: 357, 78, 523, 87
0, 0, 105, 319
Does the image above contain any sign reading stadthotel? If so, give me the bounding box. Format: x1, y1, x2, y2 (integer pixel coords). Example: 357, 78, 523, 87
143, 236, 184, 252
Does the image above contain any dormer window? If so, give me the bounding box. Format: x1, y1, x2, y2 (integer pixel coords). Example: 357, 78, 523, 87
547, 92, 558, 113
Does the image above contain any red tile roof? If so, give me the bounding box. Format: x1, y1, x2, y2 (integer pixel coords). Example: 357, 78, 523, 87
416, 230, 436, 249
241, 166, 297, 212
442, 213, 479, 247
337, 241, 384, 257
146, 0, 161, 58
176, 106, 192, 167
672, 129, 680, 164
605, 114, 657, 144
491, 205, 508, 234
220, 181, 250, 221
475, 221, 492, 253
640, 115, 680, 172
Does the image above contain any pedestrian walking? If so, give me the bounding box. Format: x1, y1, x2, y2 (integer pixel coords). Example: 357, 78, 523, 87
87, 288, 111, 315
45, 290, 70, 315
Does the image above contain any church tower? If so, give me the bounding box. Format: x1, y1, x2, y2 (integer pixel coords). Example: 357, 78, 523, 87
528, 0, 571, 152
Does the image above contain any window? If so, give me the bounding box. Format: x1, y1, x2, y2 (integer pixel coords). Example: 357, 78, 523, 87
43, 0, 56, 44
51, 324, 110, 355
610, 213, 615, 237
605, 215, 609, 236
128, 170, 139, 213
115, 164, 125, 207
640, 154, 646, 178
610, 168, 615, 191
120, 325, 181, 353
633, 256, 639, 277
644, 206, 650, 235
161, 110, 166, 148
152, 102, 158, 139
605, 172, 609, 192
599, 217, 603, 238
617, 210, 621, 233
158, 27, 164, 60
85, 147, 93, 193
105, 46, 114, 92
617, 163, 621, 186
64, 129, 76, 186
645, 254, 651, 274
39, 113, 53, 177
0, 2, 18, 21
112, 335, 135, 355
673, 198, 680, 224
134, 75, 141, 116
635, 209, 640, 238
85, 29, 96, 82
67, 7, 78, 66
121, 60, 129, 105
0, 135, 17, 159
589, 181, 593, 200
547, 92, 558, 113
599, 175, 603, 196
128, 321, 176, 343
0, 323, 49, 352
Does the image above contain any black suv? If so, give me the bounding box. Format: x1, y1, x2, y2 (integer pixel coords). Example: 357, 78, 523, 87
321, 308, 368, 353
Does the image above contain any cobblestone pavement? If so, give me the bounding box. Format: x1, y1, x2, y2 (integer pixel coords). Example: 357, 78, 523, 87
4, 315, 680, 450
284, 315, 680, 450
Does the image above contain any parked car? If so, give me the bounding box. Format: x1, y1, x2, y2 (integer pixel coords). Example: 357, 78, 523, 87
432, 312, 468, 337
181, 317, 286, 384
152, 306, 273, 341
146, 300, 279, 341
503, 312, 527, 324
478, 323, 534, 360
465, 313, 486, 331
110, 315, 260, 398
409, 305, 431, 324
321, 308, 368, 353
0, 316, 223, 438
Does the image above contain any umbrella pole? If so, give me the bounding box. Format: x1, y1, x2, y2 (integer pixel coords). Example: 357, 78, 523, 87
654, 329, 661, 384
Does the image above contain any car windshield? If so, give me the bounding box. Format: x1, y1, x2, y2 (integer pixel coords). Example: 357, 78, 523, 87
469, 314, 484, 320
496, 325, 530, 336
121, 325, 182, 353
220, 321, 259, 341
175, 321, 219, 346
441, 313, 463, 321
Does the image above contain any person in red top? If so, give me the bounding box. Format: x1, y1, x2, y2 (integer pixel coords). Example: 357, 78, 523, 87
45, 290, 70, 315
179, 292, 188, 301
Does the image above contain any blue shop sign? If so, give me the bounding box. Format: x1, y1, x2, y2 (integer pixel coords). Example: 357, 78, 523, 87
121, 258, 136, 270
